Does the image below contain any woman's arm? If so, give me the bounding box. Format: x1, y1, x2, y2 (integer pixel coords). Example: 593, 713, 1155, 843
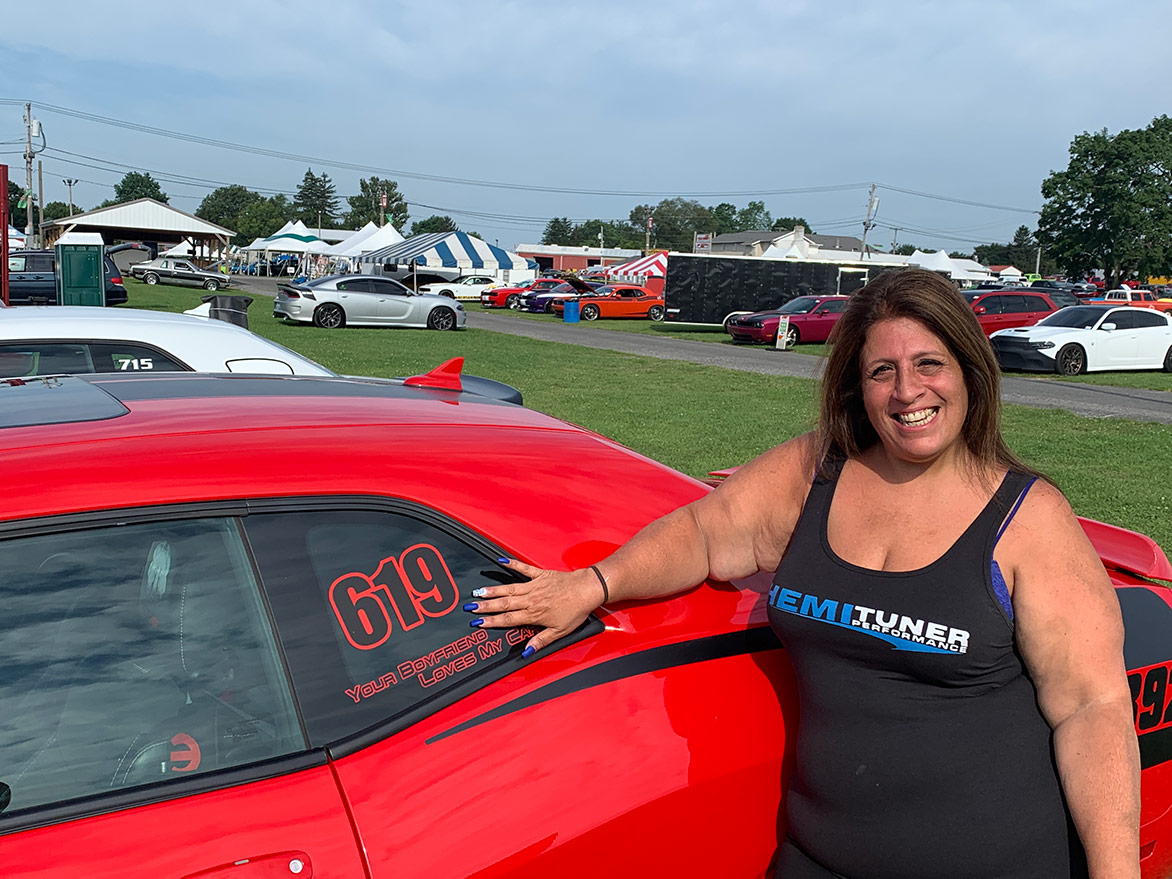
1003, 482, 1141, 878
471, 432, 818, 655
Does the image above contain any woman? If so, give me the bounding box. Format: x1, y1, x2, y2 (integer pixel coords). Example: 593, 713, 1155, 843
467, 269, 1140, 878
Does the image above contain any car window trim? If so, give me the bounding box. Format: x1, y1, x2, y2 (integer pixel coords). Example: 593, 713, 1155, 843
0, 751, 326, 837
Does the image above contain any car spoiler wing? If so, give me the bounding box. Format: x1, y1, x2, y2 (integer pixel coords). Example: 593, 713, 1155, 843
705, 468, 1172, 583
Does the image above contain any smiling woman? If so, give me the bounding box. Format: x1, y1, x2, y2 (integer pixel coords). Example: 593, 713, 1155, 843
470, 268, 1143, 879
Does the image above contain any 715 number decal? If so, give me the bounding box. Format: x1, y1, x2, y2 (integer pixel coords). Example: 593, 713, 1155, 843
329, 544, 459, 650
1129, 661, 1172, 735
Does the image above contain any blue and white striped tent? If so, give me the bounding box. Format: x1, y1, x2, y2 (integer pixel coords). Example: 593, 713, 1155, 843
358, 231, 530, 270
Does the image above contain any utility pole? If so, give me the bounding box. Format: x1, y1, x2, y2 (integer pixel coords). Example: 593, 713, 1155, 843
890, 227, 902, 251
598, 223, 604, 252
645, 214, 653, 252
63, 178, 77, 215
23, 103, 34, 245
1035, 245, 1042, 275
859, 184, 878, 259
36, 160, 43, 240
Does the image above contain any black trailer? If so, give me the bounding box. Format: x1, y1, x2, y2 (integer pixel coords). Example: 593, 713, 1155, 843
664, 252, 899, 325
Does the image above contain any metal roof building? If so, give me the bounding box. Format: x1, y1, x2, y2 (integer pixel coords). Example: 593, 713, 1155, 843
42, 198, 235, 259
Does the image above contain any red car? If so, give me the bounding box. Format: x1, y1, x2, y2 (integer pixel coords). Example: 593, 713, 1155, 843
481, 277, 563, 309
963, 290, 1059, 336
1, 369, 1170, 879
725, 295, 850, 346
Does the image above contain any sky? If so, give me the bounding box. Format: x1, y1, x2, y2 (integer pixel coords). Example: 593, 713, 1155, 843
2, 0, 1169, 254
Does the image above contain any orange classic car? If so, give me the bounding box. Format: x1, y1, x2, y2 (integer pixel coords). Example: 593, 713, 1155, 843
551, 284, 665, 321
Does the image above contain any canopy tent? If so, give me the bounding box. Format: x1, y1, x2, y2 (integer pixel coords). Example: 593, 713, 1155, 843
328, 221, 404, 258
247, 232, 329, 254
7, 225, 26, 248
602, 251, 667, 279
910, 249, 957, 274
323, 221, 378, 257
360, 231, 529, 271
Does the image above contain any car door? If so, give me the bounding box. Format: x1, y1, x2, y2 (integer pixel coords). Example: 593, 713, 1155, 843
974, 295, 1007, 335
1096, 309, 1142, 368
0, 513, 368, 879
1128, 309, 1172, 367
330, 278, 378, 323
367, 277, 416, 323
804, 300, 847, 341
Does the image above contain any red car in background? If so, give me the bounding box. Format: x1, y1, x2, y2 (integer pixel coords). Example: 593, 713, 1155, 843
480, 277, 563, 309
1, 369, 1170, 879
963, 289, 1059, 336
550, 284, 665, 321
725, 295, 850, 346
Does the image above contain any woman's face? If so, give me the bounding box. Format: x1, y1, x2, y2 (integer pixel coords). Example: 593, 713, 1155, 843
859, 317, 969, 468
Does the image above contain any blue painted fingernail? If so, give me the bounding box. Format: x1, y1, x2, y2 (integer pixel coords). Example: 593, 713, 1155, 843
521, 646, 535, 658
497, 557, 510, 565
470, 618, 484, 627
472, 588, 487, 598
462, 602, 478, 612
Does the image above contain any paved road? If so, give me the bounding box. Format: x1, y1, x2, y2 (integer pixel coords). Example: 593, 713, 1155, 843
467, 312, 1172, 425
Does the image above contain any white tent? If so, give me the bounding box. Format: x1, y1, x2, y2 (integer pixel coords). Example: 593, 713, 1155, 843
359, 231, 524, 270
910, 249, 957, 274
324, 221, 392, 257
7, 225, 26, 249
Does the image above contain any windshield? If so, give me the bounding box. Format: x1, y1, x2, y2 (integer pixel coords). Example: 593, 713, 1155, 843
1037, 306, 1109, 329
777, 296, 821, 314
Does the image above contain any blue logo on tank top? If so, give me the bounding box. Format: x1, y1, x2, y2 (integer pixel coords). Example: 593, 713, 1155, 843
769, 585, 970, 654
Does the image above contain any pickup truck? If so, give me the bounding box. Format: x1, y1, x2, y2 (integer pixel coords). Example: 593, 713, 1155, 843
1088, 288, 1172, 312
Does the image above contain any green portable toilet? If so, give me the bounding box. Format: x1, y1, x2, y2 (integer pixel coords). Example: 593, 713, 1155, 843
55, 239, 105, 307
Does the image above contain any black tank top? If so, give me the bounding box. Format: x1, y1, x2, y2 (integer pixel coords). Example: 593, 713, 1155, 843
768, 461, 1087, 879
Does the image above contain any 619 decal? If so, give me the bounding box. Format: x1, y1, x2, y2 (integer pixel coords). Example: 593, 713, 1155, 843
330, 544, 458, 650
1129, 660, 1172, 735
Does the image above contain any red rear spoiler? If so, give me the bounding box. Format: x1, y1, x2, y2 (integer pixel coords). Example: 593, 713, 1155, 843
705, 467, 1172, 582
403, 357, 464, 392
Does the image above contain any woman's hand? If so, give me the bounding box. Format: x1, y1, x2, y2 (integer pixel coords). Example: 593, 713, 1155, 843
464, 559, 608, 658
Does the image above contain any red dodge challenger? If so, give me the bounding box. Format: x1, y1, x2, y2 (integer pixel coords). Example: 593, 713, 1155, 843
0, 367, 1169, 879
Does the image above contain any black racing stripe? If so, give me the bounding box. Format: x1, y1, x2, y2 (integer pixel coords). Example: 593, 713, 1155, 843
1119, 586, 1172, 669
425, 627, 783, 744
1141, 726, 1172, 771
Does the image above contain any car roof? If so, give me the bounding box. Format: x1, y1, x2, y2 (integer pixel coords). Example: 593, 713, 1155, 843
0, 308, 334, 374
0, 374, 706, 541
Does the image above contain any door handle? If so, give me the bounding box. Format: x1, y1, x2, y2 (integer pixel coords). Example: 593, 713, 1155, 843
181, 850, 312, 878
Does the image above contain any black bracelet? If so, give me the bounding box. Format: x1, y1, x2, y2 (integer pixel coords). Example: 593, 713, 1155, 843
589, 564, 609, 605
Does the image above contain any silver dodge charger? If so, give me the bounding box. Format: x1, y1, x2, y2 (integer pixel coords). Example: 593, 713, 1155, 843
274, 274, 466, 330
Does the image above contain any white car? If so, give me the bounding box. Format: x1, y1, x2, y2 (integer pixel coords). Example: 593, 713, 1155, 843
417, 275, 498, 300
274, 274, 466, 330
990, 305, 1172, 375
0, 307, 335, 377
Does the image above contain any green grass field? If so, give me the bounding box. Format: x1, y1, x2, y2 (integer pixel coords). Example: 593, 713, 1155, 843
120, 280, 1172, 553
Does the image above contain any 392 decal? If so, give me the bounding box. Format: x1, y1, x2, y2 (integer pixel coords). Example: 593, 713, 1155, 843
1128, 661, 1172, 735
329, 544, 459, 650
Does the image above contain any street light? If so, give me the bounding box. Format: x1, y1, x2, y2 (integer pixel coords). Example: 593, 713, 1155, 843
62, 178, 77, 215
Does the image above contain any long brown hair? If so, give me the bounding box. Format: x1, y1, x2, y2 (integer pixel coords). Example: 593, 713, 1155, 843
817, 269, 1045, 481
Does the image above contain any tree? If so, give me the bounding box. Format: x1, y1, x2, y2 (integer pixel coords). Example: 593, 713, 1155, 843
567, 219, 641, 250
410, 214, 458, 235
973, 226, 1057, 276
735, 200, 773, 232
1038, 116, 1172, 286
710, 203, 739, 235
891, 243, 920, 256
113, 171, 168, 205
542, 217, 575, 245
771, 216, 815, 234
292, 168, 340, 228
7, 180, 27, 230
344, 177, 408, 231
234, 195, 290, 242
41, 201, 72, 223
629, 198, 714, 252
197, 185, 264, 229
